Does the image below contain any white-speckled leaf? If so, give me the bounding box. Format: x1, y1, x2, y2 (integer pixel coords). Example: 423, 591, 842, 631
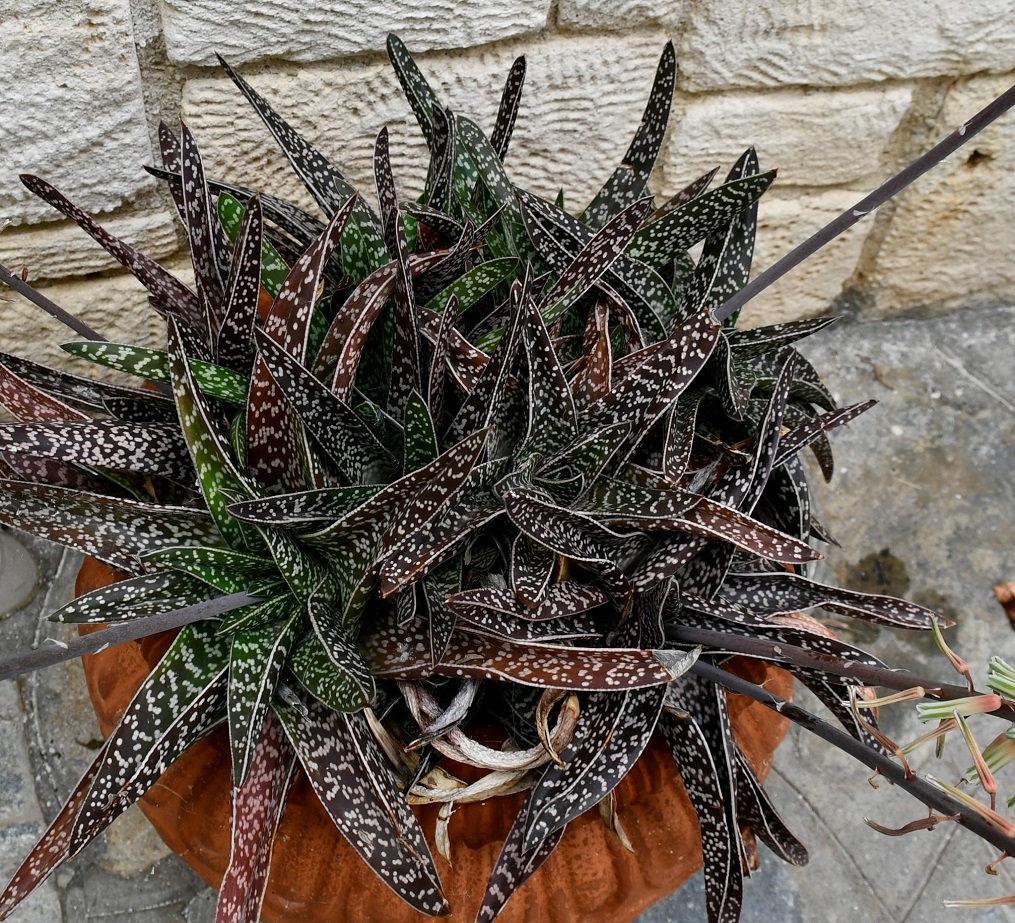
216, 711, 298, 923
275, 694, 448, 914
523, 687, 666, 851
581, 42, 675, 230
20, 175, 203, 334
168, 318, 253, 550
218, 55, 387, 281
48, 570, 218, 624
0, 479, 222, 574
0, 738, 112, 918
70, 622, 230, 853
228, 603, 302, 785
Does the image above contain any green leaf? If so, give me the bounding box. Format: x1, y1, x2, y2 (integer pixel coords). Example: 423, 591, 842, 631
403, 390, 438, 473
217, 192, 291, 297
228, 603, 302, 785
424, 258, 518, 313
62, 341, 249, 405
70, 622, 230, 852
141, 546, 276, 595
627, 171, 777, 268
167, 318, 253, 550
289, 624, 375, 712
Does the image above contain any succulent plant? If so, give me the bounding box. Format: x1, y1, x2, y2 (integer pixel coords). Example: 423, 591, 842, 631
1, 33, 1015, 923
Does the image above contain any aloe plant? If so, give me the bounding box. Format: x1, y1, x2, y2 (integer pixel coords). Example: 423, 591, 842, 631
2, 35, 1015, 923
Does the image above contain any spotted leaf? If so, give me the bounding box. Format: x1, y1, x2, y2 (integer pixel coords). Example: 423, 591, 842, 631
0, 352, 169, 417
773, 400, 876, 468
216, 193, 267, 372
216, 711, 298, 923
509, 532, 556, 607
689, 148, 762, 322
660, 677, 743, 923
0, 739, 112, 919
584, 312, 721, 457
0, 420, 193, 482
450, 582, 608, 623
48, 570, 217, 624
150, 163, 326, 248
275, 695, 448, 915
503, 489, 650, 581
627, 170, 776, 269
476, 792, 564, 923
653, 167, 720, 219
388, 216, 422, 422
293, 609, 375, 712
719, 570, 939, 629
70, 622, 230, 852
168, 318, 253, 550
178, 122, 229, 343
62, 341, 249, 405
226, 486, 384, 529
727, 316, 839, 360
217, 55, 388, 281
0, 359, 89, 422
516, 188, 670, 338
253, 328, 396, 484
733, 749, 808, 867
20, 175, 203, 333
518, 295, 578, 457
228, 603, 302, 785
536, 196, 654, 323
581, 42, 675, 230
523, 687, 666, 851
0, 479, 222, 574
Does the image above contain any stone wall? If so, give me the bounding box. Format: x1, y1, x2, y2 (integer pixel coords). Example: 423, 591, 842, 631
3, 0, 1015, 366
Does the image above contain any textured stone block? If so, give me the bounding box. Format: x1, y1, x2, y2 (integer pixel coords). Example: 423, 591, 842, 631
0, 212, 180, 283
0, 0, 154, 227
558, 0, 690, 30
744, 189, 869, 326
866, 74, 1015, 315
678, 0, 1015, 91
160, 0, 551, 65
662, 85, 913, 189
180, 32, 670, 214
0, 263, 189, 374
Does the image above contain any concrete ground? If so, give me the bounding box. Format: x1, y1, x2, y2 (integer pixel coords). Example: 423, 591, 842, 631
1, 305, 1013, 922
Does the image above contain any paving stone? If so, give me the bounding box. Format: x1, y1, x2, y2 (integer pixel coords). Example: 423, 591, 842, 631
676, 0, 1015, 92
0, 0, 155, 227
160, 0, 551, 66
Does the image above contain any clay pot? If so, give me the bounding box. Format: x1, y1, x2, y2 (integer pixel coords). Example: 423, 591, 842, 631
77, 556, 793, 923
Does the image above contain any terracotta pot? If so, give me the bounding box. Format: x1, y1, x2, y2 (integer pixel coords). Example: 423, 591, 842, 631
77, 556, 793, 923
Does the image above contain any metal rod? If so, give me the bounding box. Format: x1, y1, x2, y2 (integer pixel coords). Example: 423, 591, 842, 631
693, 660, 1015, 858
0, 262, 106, 341
0, 592, 259, 682
713, 80, 1015, 324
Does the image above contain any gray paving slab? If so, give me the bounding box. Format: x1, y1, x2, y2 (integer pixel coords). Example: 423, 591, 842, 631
0, 305, 1013, 923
